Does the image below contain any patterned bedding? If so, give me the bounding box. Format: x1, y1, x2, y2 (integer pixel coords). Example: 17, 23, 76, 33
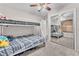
0, 35, 44, 56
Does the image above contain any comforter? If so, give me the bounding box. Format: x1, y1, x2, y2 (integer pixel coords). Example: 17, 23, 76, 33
0, 35, 44, 56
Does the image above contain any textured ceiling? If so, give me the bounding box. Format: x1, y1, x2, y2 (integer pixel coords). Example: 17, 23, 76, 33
0, 3, 69, 19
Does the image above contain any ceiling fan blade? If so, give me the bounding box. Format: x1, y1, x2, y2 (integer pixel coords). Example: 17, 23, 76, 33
46, 7, 51, 11
30, 4, 37, 7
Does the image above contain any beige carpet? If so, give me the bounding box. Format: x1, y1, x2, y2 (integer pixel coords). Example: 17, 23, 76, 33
28, 42, 79, 56
51, 37, 73, 49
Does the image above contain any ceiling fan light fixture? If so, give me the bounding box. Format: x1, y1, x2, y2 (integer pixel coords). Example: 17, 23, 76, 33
30, 3, 51, 12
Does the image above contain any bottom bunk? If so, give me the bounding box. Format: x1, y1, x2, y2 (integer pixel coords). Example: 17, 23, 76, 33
0, 35, 46, 56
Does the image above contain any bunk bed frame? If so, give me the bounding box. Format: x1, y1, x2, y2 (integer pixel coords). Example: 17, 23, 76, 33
0, 19, 46, 56
0, 19, 40, 26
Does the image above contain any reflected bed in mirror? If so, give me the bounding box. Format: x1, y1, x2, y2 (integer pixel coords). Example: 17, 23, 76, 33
50, 11, 74, 49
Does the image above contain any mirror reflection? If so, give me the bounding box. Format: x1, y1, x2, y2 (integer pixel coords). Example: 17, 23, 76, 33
51, 12, 74, 49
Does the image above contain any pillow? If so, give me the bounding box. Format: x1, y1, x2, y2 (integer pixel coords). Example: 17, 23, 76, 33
0, 36, 9, 47
0, 41, 9, 47
7, 36, 15, 42
0, 36, 8, 41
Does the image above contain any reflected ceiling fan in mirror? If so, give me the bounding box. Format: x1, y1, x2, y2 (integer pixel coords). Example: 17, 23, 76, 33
30, 3, 51, 12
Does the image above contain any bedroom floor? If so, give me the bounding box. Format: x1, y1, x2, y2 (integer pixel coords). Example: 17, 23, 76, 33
51, 37, 73, 49
19, 41, 79, 56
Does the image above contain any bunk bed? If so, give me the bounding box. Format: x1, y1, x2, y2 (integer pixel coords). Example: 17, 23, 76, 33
0, 19, 46, 56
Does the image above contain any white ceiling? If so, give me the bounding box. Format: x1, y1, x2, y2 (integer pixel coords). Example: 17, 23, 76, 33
0, 3, 69, 19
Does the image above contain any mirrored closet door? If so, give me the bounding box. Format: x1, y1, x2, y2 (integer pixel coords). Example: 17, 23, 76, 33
50, 10, 76, 49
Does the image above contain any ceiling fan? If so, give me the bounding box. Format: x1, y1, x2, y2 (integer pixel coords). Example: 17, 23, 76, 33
30, 3, 51, 12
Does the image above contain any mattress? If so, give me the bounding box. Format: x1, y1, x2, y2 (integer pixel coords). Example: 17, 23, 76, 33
0, 35, 44, 56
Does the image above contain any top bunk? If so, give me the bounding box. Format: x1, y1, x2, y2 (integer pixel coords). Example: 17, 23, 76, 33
0, 19, 40, 26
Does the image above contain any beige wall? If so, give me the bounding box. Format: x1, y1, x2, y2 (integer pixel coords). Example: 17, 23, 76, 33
2, 26, 34, 36
0, 5, 41, 23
